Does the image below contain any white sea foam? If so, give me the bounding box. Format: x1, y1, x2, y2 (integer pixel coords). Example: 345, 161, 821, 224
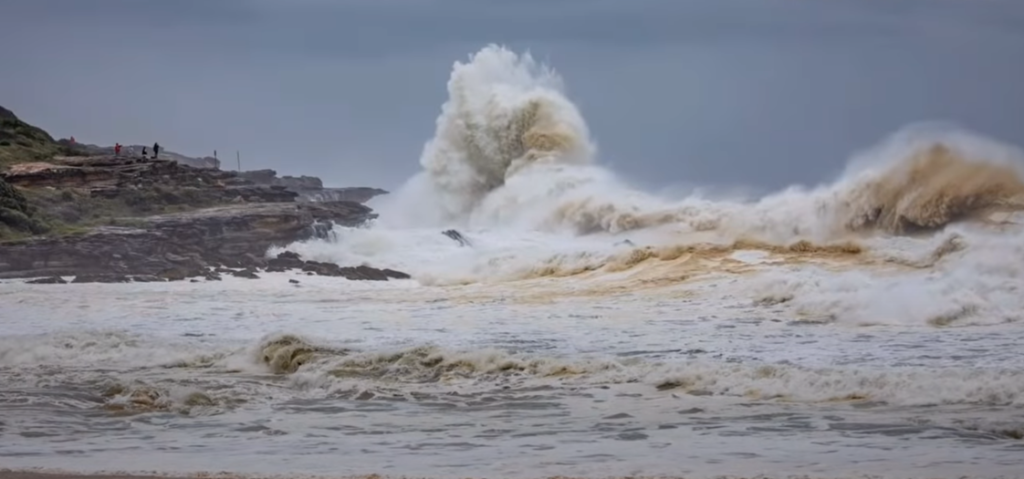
272, 44, 1024, 330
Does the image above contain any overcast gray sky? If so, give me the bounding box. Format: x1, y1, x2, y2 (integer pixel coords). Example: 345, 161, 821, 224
1, 0, 1022, 192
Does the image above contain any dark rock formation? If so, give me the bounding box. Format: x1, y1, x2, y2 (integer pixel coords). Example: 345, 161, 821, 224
299, 261, 406, 281
130, 274, 164, 282
442, 229, 472, 247
21, 248, 412, 284
231, 268, 260, 279
297, 186, 389, 203
238, 168, 388, 204
0, 202, 378, 279
26, 275, 66, 284
239, 169, 322, 189
270, 251, 410, 281
71, 274, 130, 284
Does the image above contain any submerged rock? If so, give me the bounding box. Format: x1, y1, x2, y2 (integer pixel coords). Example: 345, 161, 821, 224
231, 268, 260, 279
129, 274, 164, 283
442, 229, 472, 247
71, 273, 130, 284
268, 251, 411, 281
25, 275, 66, 284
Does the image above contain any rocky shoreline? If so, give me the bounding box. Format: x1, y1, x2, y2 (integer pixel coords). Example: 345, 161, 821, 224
20, 249, 410, 284
1, 106, 408, 284
0, 200, 407, 283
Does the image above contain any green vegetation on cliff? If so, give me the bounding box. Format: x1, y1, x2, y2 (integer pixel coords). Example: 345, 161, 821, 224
0, 105, 93, 168
0, 104, 382, 244
0, 105, 216, 240
0, 105, 60, 167
0, 176, 49, 237
1, 176, 271, 241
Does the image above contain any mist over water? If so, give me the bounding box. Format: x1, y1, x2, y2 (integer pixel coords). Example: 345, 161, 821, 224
4, 44, 1024, 478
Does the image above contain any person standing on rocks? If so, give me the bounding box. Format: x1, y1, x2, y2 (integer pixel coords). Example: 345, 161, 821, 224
141, 146, 148, 158
114, 143, 122, 156
153, 142, 160, 159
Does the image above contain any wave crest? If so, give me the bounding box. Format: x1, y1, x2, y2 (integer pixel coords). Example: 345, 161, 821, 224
287, 45, 1024, 290
401, 45, 1024, 246
839, 143, 1024, 234
418, 44, 594, 222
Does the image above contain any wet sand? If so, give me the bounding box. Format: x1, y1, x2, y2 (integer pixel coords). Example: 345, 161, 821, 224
4, 471, 1009, 479
0, 471, 888, 479
0, 473, 371, 479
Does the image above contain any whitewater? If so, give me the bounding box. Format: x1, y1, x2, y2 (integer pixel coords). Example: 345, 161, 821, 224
3, 44, 1024, 479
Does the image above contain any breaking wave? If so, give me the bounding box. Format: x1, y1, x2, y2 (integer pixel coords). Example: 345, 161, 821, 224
375, 44, 1024, 240
11, 331, 1022, 408
251, 333, 1024, 407
8, 330, 1022, 409
281, 44, 1024, 293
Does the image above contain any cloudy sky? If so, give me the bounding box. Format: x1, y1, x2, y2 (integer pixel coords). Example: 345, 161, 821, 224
1, 0, 1022, 192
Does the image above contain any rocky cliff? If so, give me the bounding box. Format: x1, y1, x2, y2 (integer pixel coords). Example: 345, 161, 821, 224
54, 140, 220, 169
0, 105, 407, 283
2, 155, 299, 209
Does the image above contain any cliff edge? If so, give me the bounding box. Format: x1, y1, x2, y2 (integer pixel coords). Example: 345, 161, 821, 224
0, 105, 405, 283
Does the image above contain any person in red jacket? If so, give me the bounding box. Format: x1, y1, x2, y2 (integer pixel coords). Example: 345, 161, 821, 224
114, 143, 122, 156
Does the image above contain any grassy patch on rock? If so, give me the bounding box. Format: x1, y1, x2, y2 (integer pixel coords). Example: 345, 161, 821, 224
0, 176, 50, 238
6, 186, 223, 239
1, 182, 234, 241
0, 106, 94, 169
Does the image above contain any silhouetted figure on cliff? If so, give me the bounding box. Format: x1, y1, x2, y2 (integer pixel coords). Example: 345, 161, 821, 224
153, 142, 160, 159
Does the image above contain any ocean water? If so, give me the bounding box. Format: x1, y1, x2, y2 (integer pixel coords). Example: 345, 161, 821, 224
3, 45, 1024, 479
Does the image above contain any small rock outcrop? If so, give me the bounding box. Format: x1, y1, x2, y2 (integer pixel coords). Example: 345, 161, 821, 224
298, 186, 389, 203
442, 229, 472, 247
238, 169, 388, 204
269, 251, 410, 281
26, 275, 66, 284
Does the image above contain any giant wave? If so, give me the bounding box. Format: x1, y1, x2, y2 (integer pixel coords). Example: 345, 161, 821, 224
277, 44, 1024, 305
